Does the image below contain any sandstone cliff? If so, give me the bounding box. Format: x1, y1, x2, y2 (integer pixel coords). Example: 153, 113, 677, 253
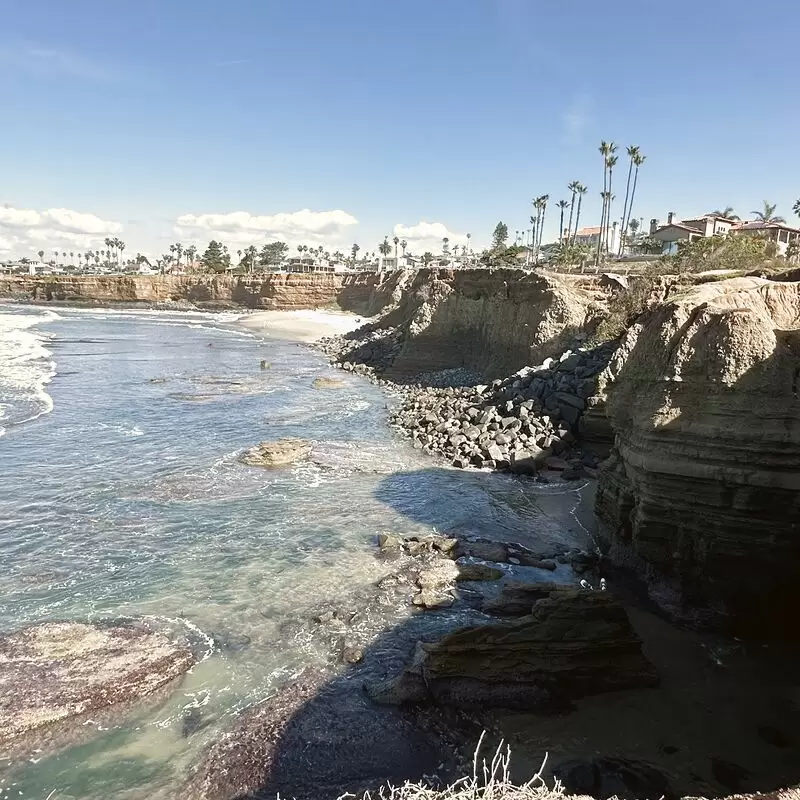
0, 273, 382, 313
595, 277, 800, 635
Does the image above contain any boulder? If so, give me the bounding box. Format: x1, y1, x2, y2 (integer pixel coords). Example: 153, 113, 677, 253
240, 438, 312, 468
483, 580, 572, 615
0, 622, 194, 759
312, 376, 347, 389
455, 562, 505, 581
370, 591, 657, 710
455, 540, 508, 563
554, 757, 673, 800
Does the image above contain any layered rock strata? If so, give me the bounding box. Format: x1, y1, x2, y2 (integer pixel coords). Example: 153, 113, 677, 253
367, 590, 658, 710
595, 277, 800, 635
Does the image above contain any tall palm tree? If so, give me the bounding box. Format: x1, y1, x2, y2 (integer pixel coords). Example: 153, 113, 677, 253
465, 233, 471, 253
793, 199, 800, 220
556, 200, 569, 243
625, 153, 646, 244
442, 237, 450, 254
400, 239, 408, 257
596, 141, 616, 264
351, 243, 360, 266
393, 235, 399, 264
566, 181, 580, 244
571, 183, 588, 246
117, 240, 125, 267
617, 146, 639, 254
171, 243, 184, 270
69, 251, 74, 265
237, 249, 243, 264
185, 245, 197, 269
37, 249, 44, 262
751, 201, 785, 223
604, 153, 618, 253
710, 206, 740, 221
538, 195, 549, 255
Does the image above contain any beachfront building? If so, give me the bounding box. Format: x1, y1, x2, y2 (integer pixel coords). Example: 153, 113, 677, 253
649, 212, 736, 254
572, 223, 620, 255
732, 221, 800, 255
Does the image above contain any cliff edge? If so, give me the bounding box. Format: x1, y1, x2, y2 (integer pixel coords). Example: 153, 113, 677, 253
595, 277, 800, 635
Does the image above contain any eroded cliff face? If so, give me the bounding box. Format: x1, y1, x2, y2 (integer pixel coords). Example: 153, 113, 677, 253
380, 269, 606, 380
0, 273, 382, 313
595, 277, 800, 635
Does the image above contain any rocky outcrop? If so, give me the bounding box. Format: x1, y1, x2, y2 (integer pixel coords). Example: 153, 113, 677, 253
0, 273, 383, 312
0, 621, 194, 759
240, 438, 313, 467
321, 269, 607, 382
367, 590, 657, 710
595, 277, 800, 635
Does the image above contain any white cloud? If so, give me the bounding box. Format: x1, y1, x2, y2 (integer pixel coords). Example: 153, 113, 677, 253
0, 204, 123, 255
392, 221, 470, 253
173, 208, 359, 248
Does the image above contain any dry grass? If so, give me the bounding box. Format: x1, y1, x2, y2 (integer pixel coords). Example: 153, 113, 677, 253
341, 733, 571, 800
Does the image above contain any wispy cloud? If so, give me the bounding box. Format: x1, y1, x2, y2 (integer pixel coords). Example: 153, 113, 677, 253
0, 40, 114, 82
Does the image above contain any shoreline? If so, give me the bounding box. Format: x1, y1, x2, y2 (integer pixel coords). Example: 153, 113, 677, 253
235, 308, 366, 343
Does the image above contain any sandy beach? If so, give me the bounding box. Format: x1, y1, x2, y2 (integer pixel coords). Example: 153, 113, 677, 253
236, 309, 365, 342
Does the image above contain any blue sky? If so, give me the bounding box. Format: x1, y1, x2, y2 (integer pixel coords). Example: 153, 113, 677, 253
1, 0, 798, 259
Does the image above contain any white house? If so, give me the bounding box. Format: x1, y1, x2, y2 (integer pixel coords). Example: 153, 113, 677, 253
572, 222, 620, 255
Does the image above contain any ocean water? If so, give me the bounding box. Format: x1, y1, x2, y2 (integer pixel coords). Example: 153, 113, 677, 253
0, 304, 592, 799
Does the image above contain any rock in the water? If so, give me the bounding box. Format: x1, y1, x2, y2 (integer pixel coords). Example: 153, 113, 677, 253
312, 376, 347, 389
455, 562, 504, 581
455, 540, 508, 563
240, 438, 312, 468
483, 580, 572, 615
374, 590, 657, 710
0, 622, 194, 758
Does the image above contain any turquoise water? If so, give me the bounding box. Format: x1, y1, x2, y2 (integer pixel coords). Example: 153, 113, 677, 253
0, 305, 591, 799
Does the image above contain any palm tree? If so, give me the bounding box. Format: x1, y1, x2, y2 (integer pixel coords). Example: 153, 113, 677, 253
537, 195, 549, 256
751, 201, 785, 223
566, 181, 580, 244
37, 249, 44, 262
170, 243, 184, 270
625, 153, 646, 246
710, 206, 740, 221
378, 237, 391, 257
617, 146, 639, 254
556, 200, 569, 243
604, 153, 618, 253
442, 237, 450, 254
628, 218, 640, 238
596, 141, 616, 264
237, 249, 243, 264
465, 233, 471, 253
793, 199, 800, 220
571, 183, 588, 246
351, 243, 360, 266
185, 245, 197, 270
69, 251, 74, 265
393, 235, 399, 264
84, 252, 91, 266
116, 238, 125, 267
400, 239, 408, 257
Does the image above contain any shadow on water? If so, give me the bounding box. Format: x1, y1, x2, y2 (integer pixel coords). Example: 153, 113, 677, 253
175, 467, 800, 800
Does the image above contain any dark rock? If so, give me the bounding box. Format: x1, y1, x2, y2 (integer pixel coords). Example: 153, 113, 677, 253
375, 591, 657, 711
711, 757, 750, 792
456, 540, 508, 563
456, 562, 504, 581
757, 725, 792, 748
483, 580, 572, 615
554, 757, 674, 800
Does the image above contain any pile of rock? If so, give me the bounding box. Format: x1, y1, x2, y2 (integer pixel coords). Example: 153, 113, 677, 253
316, 323, 403, 380
388, 342, 616, 473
